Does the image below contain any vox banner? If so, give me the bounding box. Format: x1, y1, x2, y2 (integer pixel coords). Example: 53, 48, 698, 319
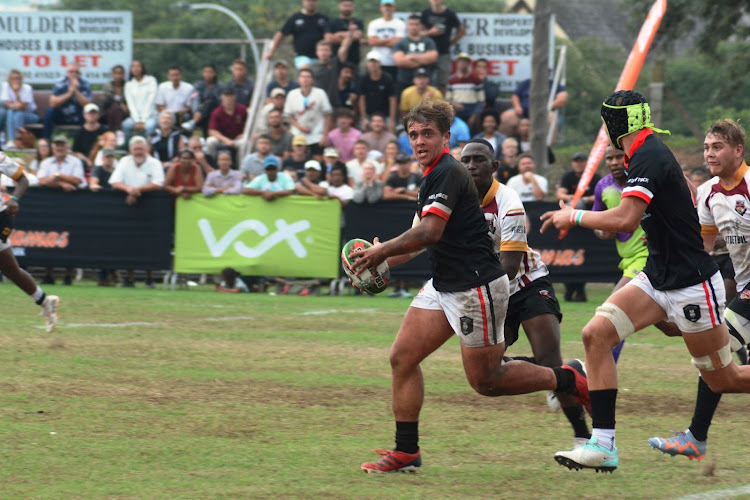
174, 196, 342, 277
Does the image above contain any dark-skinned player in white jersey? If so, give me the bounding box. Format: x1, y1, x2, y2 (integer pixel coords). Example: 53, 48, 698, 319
541, 90, 750, 473
352, 99, 589, 474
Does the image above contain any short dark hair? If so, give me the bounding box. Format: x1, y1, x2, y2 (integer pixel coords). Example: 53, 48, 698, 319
257, 134, 272, 142
354, 139, 370, 148
370, 112, 386, 121
232, 59, 247, 68
466, 138, 495, 156
518, 152, 535, 163
479, 109, 500, 125
298, 68, 314, 78
112, 64, 125, 73
408, 13, 421, 22
168, 65, 182, 73
706, 119, 746, 149
203, 63, 217, 71
336, 108, 354, 120
403, 98, 454, 135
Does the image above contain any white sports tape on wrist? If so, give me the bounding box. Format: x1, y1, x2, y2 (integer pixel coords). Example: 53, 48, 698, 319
691, 342, 732, 371
595, 302, 635, 341
724, 308, 750, 352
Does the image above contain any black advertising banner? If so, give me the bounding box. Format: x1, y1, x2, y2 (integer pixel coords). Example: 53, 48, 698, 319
343, 201, 621, 283
10, 189, 173, 269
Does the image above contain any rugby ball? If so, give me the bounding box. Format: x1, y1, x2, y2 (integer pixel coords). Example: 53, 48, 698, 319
341, 238, 390, 294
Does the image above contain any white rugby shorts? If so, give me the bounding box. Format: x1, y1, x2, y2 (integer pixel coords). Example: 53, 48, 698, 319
411, 275, 509, 347
627, 271, 725, 333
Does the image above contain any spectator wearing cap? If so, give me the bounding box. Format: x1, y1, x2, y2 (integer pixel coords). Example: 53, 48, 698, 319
243, 156, 296, 201
295, 159, 328, 198
0, 69, 39, 148
72, 103, 108, 171
420, 0, 464, 92
265, 0, 330, 69
256, 88, 288, 137
384, 152, 419, 201
325, 0, 364, 66
325, 108, 361, 163
38, 135, 87, 191
346, 139, 382, 185
240, 134, 277, 182
265, 60, 299, 102
90, 147, 117, 192
557, 151, 599, 209
392, 14, 438, 93
358, 52, 397, 133
352, 161, 384, 204
284, 68, 333, 159
366, 0, 406, 81
321, 147, 347, 181
223, 59, 255, 108
360, 113, 397, 154
399, 68, 443, 116
182, 63, 223, 136
43, 63, 93, 138
164, 148, 204, 200
154, 65, 194, 126
471, 109, 506, 160
206, 87, 248, 161
283, 135, 312, 180
446, 53, 485, 126
203, 150, 243, 197
320, 163, 353, 207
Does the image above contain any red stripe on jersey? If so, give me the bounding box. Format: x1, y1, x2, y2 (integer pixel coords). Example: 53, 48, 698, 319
622, 190, 652, 204
476, 286, 489, 346
702, 281, 717, 327
521, 275, 531, 286
504, 211, 525, 217
422, 206, 450, 220
422, 148, 451, 177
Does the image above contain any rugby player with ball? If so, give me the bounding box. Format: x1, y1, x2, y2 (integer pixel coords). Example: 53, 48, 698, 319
351, 99, 590, 474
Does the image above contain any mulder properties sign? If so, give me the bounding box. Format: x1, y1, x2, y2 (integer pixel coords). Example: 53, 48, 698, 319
175, 196, 342, 278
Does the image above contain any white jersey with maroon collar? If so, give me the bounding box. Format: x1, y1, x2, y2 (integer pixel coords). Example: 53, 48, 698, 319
0, 153, 24, 213
698, 161, 750, 291
480, 178, 549, 295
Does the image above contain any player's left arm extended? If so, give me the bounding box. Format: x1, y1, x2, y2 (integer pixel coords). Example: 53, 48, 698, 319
540, 196, 647, 234
352, 213, 446, 272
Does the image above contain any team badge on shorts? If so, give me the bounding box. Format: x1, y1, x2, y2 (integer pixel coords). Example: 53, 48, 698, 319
740, 289, 750, 301
683, 304, 701, 322
460, 316, 474, 335
539, 289, 551, 299
736, 200, 747, 216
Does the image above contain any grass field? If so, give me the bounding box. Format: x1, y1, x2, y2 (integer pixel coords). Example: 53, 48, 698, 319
0, 281, 749, 499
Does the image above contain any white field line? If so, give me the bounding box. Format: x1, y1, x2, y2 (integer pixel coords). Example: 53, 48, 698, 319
298, 309, 378, 316
674, 484, 750, 500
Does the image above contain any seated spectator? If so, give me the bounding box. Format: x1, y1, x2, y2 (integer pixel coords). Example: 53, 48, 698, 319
352, 161, 384, 204
43, 63, 92, 138
154, 65, 194, 126
284, 68, 333, 159
360, 112, 396, 154
474, 57, 499, 111
446, 53, 485, 126
500, 77, 567, 137
101, 65, 128, 132
90, 131, 118, 169
202, 150, 243, 197
110, 136, 165, 288
383, 152, 419, 201
187, 136, 215, 174
0, 70, 39, 148
265, 60, 299, 101
122, 60, 158, 138
183, 63, 222, 135
243, 156, 295, 201
495, 137, 520, 184
295, 159, 327, 198
37, 135, 87, 191
399, 68, 443, 117
240, 134, 277, 182
321, 147, 347, 181
255, 88, 287, 137
206, 87, 248, 161
346, 139, 383, 185
449, 112, 470, 149
282, 135, 311, 180
164, 148, 205, 199
326, 108, 361, 163
471, 110, 506, 159
283, 165, 299, 182
392, 14, 438, 92
89, 147, 116, 192
149, 111, 184, 169
333, 62, 359, 110
557, 151, 599, 209
358, 51, 397, 133
320, 164, 353, 206
381, 139, 401, 178
513, 116, 556, 164
506, 153, 548, 202
224, 59, 255, 108
215, 267, 249, 293
72, 103, 108, 171
265, 108, 293, 159
28, 138, 52, 174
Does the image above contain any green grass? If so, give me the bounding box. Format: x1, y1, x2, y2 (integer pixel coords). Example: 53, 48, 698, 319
0, 281, 748, 499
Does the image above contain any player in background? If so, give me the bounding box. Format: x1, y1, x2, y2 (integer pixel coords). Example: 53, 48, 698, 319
0, 153, 59, 332
648, 119, 750, 460
353, 99, 589, 474
542, 90, 750, 473
462, 138, 590, 449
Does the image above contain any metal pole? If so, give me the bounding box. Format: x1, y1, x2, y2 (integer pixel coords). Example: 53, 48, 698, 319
189, 3, 260, 67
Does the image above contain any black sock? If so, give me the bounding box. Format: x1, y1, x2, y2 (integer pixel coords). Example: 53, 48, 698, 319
552, 366, 575, 394
510, 356, 537, 364
590, 389, 617, 429
562, 404, 591, 439
35, 292, 46, 306
395, 421, 419, 454
688, 377, 722, 442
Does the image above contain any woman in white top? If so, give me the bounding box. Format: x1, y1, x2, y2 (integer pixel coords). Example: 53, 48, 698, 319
122, 60, 158, 137
0, 69, 39, 147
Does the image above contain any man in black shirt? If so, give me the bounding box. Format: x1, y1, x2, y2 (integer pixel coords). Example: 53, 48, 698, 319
358, 51, 397, 132
324, 0, 364, 66
354, 99, 591, 474
543, 90, 750, 473
72, 103, 107, 171
265, 0, 329, 69
383, 152, 419, 201
420, 0, 464, 91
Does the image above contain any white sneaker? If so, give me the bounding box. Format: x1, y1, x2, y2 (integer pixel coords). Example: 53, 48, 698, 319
41, 295, 60, 333
573, 437, 589, 450
555, 437, 618, 473
546, 391, 561, 411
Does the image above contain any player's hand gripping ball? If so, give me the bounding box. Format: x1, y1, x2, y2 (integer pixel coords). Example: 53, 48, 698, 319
341, 238, 390, 294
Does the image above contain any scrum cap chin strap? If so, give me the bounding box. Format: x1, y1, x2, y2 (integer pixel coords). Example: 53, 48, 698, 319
601, 101, 670, 149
